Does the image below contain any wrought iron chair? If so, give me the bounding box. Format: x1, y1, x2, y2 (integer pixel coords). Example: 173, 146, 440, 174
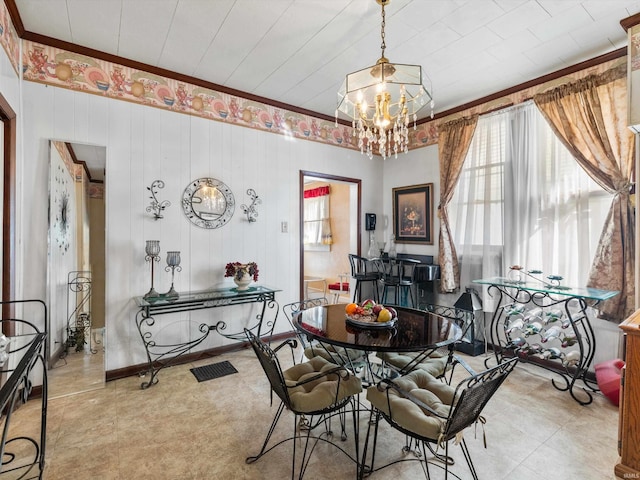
376, 305, 478, 385
379, 258, 420, 307
282, 298, 366, 367
349, 254, 383, 303
244, 329, 363, 479
361, 357, 518, 479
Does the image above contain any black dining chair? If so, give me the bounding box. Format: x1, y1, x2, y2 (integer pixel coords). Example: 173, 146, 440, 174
244, 329, 363, 479
379, 258, 420, 307
348, 254, 383, 303
376, 305, 478, 384
362, 357, 518, 480
283, 298, 366, 368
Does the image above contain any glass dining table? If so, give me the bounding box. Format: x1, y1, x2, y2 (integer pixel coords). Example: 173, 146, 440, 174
293, 303, 463, 381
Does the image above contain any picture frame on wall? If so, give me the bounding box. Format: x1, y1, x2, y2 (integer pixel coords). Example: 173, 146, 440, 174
392, 183, 433, 244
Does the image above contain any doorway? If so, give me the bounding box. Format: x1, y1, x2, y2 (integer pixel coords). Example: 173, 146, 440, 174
299, 171, 361, 302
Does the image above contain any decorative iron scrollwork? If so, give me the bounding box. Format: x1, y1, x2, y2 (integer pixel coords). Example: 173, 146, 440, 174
240, 188, 261, 223
146, 180, 171, 220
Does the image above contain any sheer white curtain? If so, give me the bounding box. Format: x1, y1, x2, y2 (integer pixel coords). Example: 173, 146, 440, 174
303, 187, 333, 249
450, 101, 611, 309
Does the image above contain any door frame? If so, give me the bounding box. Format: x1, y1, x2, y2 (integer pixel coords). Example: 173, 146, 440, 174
0, 94, 16, 326
299, 170, 361, 301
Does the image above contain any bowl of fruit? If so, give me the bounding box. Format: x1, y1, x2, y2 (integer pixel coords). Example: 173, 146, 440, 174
344, 300, 398, 329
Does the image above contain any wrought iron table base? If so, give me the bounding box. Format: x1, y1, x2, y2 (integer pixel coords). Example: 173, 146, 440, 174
134, 286, 280, 389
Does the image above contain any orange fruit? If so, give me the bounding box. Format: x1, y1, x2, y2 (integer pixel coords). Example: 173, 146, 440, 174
345, 303, 358, 315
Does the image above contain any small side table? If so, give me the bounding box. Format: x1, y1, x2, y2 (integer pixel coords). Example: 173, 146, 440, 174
303, 276, 327, 301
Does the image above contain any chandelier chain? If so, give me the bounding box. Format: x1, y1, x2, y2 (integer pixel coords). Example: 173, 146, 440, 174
380, 2, 386, 58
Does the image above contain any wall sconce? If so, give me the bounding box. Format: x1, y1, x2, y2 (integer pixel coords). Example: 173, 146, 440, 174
240, 188, 261, 223
146, 180, 171, 220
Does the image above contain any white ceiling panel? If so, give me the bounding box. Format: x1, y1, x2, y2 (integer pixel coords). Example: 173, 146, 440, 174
528, 4, 595, 43
118, 1, 179, 66
193, 0, 293, 85
16, 0, 71, 41
485, 29, 541, 62
66, 0, 121, 54
535, 0, 582, 16
397, 0, 466, 31
524, 33, 581, 68
13, 0, 634, 122
226, 1, 351, 93
71, 143, 106, 182
570, 11, 630, 51
487, 1, 550, 39
158, 0, 235, 77
440, 0, 507, 36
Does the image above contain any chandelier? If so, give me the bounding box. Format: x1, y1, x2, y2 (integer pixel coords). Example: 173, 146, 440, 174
336, 0, 433, 159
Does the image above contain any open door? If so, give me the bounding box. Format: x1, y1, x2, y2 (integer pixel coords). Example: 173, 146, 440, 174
299, 171, 361, 302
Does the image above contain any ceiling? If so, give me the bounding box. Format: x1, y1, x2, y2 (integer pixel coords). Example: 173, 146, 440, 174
13, 0, 640, 170
68, 143, 106, 182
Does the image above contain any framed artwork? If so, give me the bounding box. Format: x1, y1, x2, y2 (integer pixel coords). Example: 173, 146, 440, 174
392, 183, 433, 244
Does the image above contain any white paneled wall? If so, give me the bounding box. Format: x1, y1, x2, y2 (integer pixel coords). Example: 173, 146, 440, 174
19, 81, 383, 372
381, 145, 440, 258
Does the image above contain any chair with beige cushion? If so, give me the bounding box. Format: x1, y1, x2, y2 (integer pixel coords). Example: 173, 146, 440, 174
283, 298, 365, 369
244, 328, 363, 479
376, 349, 451, 378
376, 306, 477, 384
362, 357, 517, 479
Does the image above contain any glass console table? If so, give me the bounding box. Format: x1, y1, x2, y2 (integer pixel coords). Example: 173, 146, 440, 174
473, 277, 619, 405
0, 299, 48, 479
134, 285, 280, 389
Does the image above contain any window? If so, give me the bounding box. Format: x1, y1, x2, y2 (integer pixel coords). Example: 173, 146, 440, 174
449, 101, 611, 299
303, 186, 333, 251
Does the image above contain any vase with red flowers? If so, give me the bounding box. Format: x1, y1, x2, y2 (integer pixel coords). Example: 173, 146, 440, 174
225, 262, 259, 290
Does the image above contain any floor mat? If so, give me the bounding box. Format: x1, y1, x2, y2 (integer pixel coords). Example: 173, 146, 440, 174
190, 361, 238, 382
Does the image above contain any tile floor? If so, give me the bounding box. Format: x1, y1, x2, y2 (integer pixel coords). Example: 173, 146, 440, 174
8, 344, 621, 479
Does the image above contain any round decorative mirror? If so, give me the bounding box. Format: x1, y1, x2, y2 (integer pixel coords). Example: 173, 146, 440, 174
182, 177, 235, 228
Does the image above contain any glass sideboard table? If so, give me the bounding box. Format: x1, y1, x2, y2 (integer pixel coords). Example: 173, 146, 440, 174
473, 276, 619, 405
133, 285, 280, 389
0, 299, 48, 479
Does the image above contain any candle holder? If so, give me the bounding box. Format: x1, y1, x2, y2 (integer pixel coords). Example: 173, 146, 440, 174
164, 251, 182, 300
143, 240, 161, 299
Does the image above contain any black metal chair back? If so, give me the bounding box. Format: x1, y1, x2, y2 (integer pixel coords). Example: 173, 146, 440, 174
282, 298, 328, 353
283, 298, 328, 326
381, 258, 419, 307
245, 328, 292, 408
444, 357, 517, 440
348, 254, 382, 303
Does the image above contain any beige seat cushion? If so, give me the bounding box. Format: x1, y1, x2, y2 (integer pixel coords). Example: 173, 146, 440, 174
377, 350, 449, 377
284, 356, 362, 412
304, 342, 364, 363
366, 369, 456, 440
